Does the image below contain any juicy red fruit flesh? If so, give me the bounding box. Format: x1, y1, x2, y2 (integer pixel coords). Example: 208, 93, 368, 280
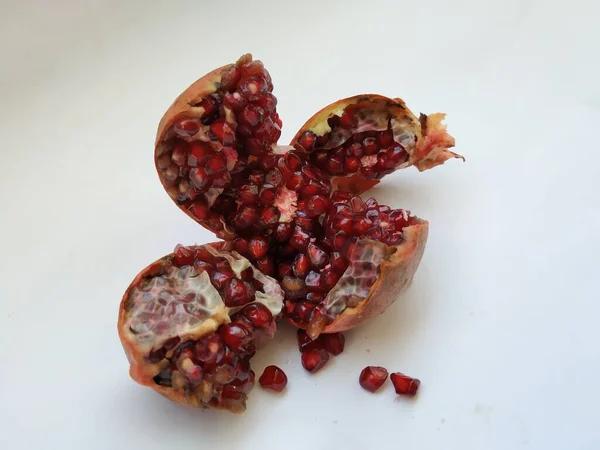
259, 365, 288, 392
301, 349, 330, 373
390, 372, 421, 397
359, 366, 389, 393
321, 332, 345, 355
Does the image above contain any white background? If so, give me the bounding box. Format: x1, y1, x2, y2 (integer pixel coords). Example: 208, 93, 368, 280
1, 0, 599, 448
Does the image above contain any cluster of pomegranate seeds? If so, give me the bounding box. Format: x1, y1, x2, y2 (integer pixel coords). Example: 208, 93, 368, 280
358, 366, 420, 397
304, 123, 409, 180
390, 372, 421, 397
151, 298, 277, 411
173, 245, 259, 308
258, 365, 288, 392
359, 366, 389, 392
323, 191, 410, 250
296, 329, 345, 373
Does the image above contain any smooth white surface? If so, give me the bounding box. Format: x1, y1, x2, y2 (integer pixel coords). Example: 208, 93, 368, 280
1, 0, 599, 448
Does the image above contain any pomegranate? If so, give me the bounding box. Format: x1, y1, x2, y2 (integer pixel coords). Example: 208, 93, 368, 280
390, 372, 421, 397
120, 54, 461, 412
118, 242, 283, 413
359, 366, 389, 393
152, 53, 461, 340
259, 365, 288, 392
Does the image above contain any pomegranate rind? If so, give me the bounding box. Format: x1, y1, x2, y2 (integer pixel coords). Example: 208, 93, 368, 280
154, 62, 237, 239
117, 241, 283, 411
294, 218, 428, 338
291, 94, 463, 194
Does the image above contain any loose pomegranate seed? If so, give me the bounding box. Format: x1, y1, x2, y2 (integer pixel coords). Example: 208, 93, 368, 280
259, 365, 288, 392
220, 323, 253, 351
359, 366, 389, 393
390, 373, 421, 397
321, 332, 345, 355
301, 349, 330, 373
224, 278, 255, 307
248, 236, 269, 259
242, 303, 273, 328
173, 245, 195, 266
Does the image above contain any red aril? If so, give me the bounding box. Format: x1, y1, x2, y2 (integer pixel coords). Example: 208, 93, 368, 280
390, 372, 421, 397
259, 365, 288, 392
301, 349, 330, 373
359, 366, 389, 393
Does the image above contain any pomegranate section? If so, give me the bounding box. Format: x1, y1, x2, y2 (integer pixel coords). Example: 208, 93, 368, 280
359, 366, 389, 393
118, 243, 283, 412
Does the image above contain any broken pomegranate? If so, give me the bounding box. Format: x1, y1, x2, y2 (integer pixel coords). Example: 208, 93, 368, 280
118, 242, 283, 413
390, 372, 421, 397
259, 365, 288, 392
359, 366, 389, 393
119, 53, 461, 412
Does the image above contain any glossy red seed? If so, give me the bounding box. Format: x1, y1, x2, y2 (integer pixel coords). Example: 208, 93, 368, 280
234, 206, 259, 228
338, 110, 356, 128
278, 263, 292, 278
220, 323, 252, 351
209, 119, 225, 141
259, 207, 280, 229
259, 365, 288, 392
238, 184, 258, 204
305, 271, 324, 292
248, 236, 269, 259
189, 201, 209, 220
223, 92, 247, 110
298, 131, 317, 150
255, 256, 275, 276
307, 195, 329, 216
347, 142, 363, 157
321, 332, 345, 355
173, 245, 195, 266
239, 75, 268, 101
297, 329, 324, 352
171, 142, 188, 167
301, 349, 330, 373
195, 334, 222, 365
390, 373, 421, 397
359, 366, 389, 392
294, 301, 316, 323
174, 119, 200, 137
240, 105, 264, 127
189, 167, 211, 191
242, 303, 273, 328
292, 253, 310, 277
345, 156, 361, 172
211, 270, 234, 290
224, 278, 255, 307
289, 226, 310, 251
220, 65, 241, 91
378, 129, 394, 148
306, 243, 328, 269
255, 93, 277, 114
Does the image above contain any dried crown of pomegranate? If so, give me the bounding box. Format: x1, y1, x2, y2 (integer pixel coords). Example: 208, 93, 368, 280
120, 53, 461, 413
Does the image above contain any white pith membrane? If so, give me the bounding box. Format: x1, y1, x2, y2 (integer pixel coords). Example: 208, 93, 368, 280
321, 238, 391, 316
122, 245, 284, 411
